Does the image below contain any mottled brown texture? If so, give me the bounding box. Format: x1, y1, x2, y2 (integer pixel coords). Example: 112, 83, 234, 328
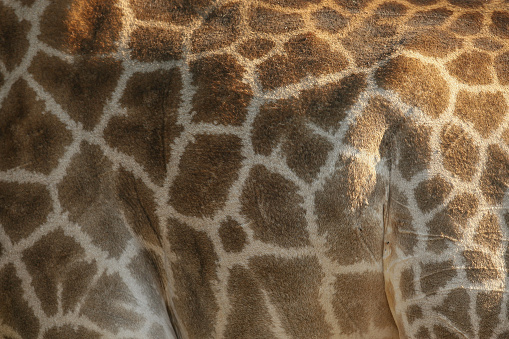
406, 305, 423, 324
405, 29, 462, 58
491, 11, 509, 39
407, 8, 452, 27
495, 52, 509, 84
43, 325, 102, 339
170, 135, 243, 217
130, 0, 213, 25
480, 145, 509, 205
450, 11, 483, 35
190, 54, 252, 125
474, 37, 504, 51
414, 175, 453, 213
416, 327, 431, 339
168, 219, 219, 339
420, 260, 457, 295
219, 218, 247, 253
261, 0, 321, 8
224, 266, 276, 339
249, 255, 331, 339
503, 128, 509, 146
105, 69, 183, 184
334, 272, 396, 334
192, 3, 240, 52
130, 27, 182, 62
0, 2, 29, 70
397, 122, 432, 180
29, 53, 122, 130
376, 56, 449, 118
312, 7, 349, 33
427, 193, 478, 253
58, 142, 131, 258
80, 272, 143, 333
0, 181, 51, 243
433, 325, 461, 339
447, 0, 489, 7
474, 213, 502, 252
66, 0, 122, 54
454, 91, 507, 137
447, 51, 493, 85
0, 264, 40, 339
336, 0, 372, 11
22, 229, 97, 317
400, 267, 416, 300
241, 165, 310, 247
477, 291, 502, 339
389, 188, 417, 255
249, 6, 303, 34
237, 38, 275, 59
440, 124, 479, 181
433, 288, 473, 336
0, 79, 72, 174
258, 33, 348, 89
116, 168, 161, 247
463, 250, 500, 282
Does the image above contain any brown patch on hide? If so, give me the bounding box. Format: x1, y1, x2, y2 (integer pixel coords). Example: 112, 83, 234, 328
463, 250, 500, 282
447, 52, 493, 85
249, 6, 303, 34
261, 0, 321, 8
491, 11, 509, 39
416, 327, 431, 339
400, 267, 416, 300
474, 37, 503, 51
249, 255, 331, 339
130, 0, 213, 25
0, 2, 29, 70
420, 260, 457, 295
39, 0, 72, 50
503, 129, 509, 146
116, 168, 161, 247
450, 12, 483, 35
43, 325, 102, 339
495, 52, 509, 84
405, 29, 462, 58
240, 165, 310, 247
0, 181, 51, 243
474, 213, 502, 252
345, 96, 400, 154
426, 193, 478, 253
389, 188, 417, 255
0, 79, 72, 174
219, 218, 247, 253
375, 2, 408, 17
375, 56, 449, 118
170, 134, 243, 217
66, 0, 122, 54
312, 7, 349, 33
477, 291, 502, 339
237, 38, 275, 59
105, 69, 183, 184
433, 288, 473, 336
440, 124, 479, 181
168, 218, 219, 339
58, 142, 132, 258
454, 91, 507, 137
480, 145, 509, 205
130, 27, 182, 62
29, 52, 122, 130
22, 229, 97, 316
433, 326, 461, 339
447, 0, 489, 7
0, 264, 40, 339
407, 0, 437, 5
258, 33, 348, 90
190, 54, 252, 125
406, 305, 423, 324
334, 272, 396, 334
414, 175, 453, 213
224, 266, 276, 339
397, 122, 432, 180
192, 3, 240, 52
80, 272, 143, 333
336, 0, 373, 11
407, 8, 452, 27
315, 156, 382, 265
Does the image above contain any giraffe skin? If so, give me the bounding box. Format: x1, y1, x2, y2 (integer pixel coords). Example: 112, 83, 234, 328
1, 0, 509, 338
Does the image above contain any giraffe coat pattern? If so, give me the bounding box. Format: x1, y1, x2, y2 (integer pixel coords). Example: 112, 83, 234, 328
1, 0, 509, 338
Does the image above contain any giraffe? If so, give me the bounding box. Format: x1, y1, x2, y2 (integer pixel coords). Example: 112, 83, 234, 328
1, 0, 509, 338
